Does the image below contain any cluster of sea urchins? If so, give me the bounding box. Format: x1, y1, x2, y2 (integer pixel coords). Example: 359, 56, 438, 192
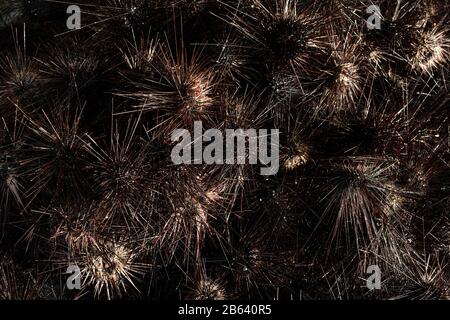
0, 0, 449, 300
